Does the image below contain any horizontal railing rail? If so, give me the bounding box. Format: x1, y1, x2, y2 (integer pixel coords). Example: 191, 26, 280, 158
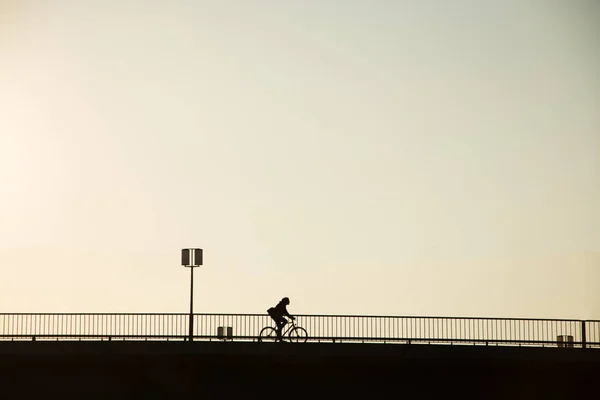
0, 313, 598, 348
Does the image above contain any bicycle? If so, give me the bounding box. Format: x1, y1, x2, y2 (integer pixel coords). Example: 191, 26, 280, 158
258, 318, 308, 343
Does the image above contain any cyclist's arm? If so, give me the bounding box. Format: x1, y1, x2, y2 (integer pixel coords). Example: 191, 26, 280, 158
283, 308, 295, 319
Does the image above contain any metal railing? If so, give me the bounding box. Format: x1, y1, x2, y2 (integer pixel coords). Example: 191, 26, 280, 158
0, 313, 598, 348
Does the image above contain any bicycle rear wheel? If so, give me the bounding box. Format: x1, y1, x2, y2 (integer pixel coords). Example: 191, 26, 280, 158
258, 326, 278, 342
287, 326, 308, 343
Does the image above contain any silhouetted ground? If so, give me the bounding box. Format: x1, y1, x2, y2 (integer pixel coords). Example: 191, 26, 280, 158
1, 341, 598, 399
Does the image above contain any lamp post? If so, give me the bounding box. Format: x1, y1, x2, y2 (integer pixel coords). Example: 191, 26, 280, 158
181, 248, 203, 341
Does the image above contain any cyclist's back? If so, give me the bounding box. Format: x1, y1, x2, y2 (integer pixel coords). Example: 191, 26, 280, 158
267, 298, 290, 319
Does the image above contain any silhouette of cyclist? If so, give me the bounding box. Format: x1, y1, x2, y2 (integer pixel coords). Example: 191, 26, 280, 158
267, 297, 295, 341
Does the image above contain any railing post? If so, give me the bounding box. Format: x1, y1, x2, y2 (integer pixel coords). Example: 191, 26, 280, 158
581, 321, 587, 349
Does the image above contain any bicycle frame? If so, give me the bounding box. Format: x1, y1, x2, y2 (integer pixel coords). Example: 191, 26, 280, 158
280, 320, 299, 337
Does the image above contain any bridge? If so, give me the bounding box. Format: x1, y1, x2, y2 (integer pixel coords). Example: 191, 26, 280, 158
2, 313, 599, 397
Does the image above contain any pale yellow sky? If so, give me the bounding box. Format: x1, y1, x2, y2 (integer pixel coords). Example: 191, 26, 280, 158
0, 1, 598, 319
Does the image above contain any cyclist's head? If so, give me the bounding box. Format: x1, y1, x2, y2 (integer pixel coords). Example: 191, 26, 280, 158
282, 297, 290, 305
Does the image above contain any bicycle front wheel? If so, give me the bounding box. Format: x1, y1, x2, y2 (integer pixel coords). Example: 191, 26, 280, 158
258, 326, 278, 342
287, 326, 308, 343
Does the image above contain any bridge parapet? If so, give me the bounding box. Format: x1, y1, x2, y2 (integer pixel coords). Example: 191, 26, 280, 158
1, 313, 598, 348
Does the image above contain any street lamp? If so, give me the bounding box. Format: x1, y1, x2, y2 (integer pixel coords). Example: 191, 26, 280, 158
181, 248, 203, 341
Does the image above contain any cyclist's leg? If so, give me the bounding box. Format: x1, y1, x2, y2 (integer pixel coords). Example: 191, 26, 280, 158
276, 317, 287, 341
275, 318, 282, 339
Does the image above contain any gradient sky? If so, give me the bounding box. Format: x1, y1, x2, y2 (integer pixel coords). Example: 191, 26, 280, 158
1, 0, 598, 319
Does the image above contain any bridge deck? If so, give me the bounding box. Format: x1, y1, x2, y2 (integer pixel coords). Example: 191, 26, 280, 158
1, 341, 598, 398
